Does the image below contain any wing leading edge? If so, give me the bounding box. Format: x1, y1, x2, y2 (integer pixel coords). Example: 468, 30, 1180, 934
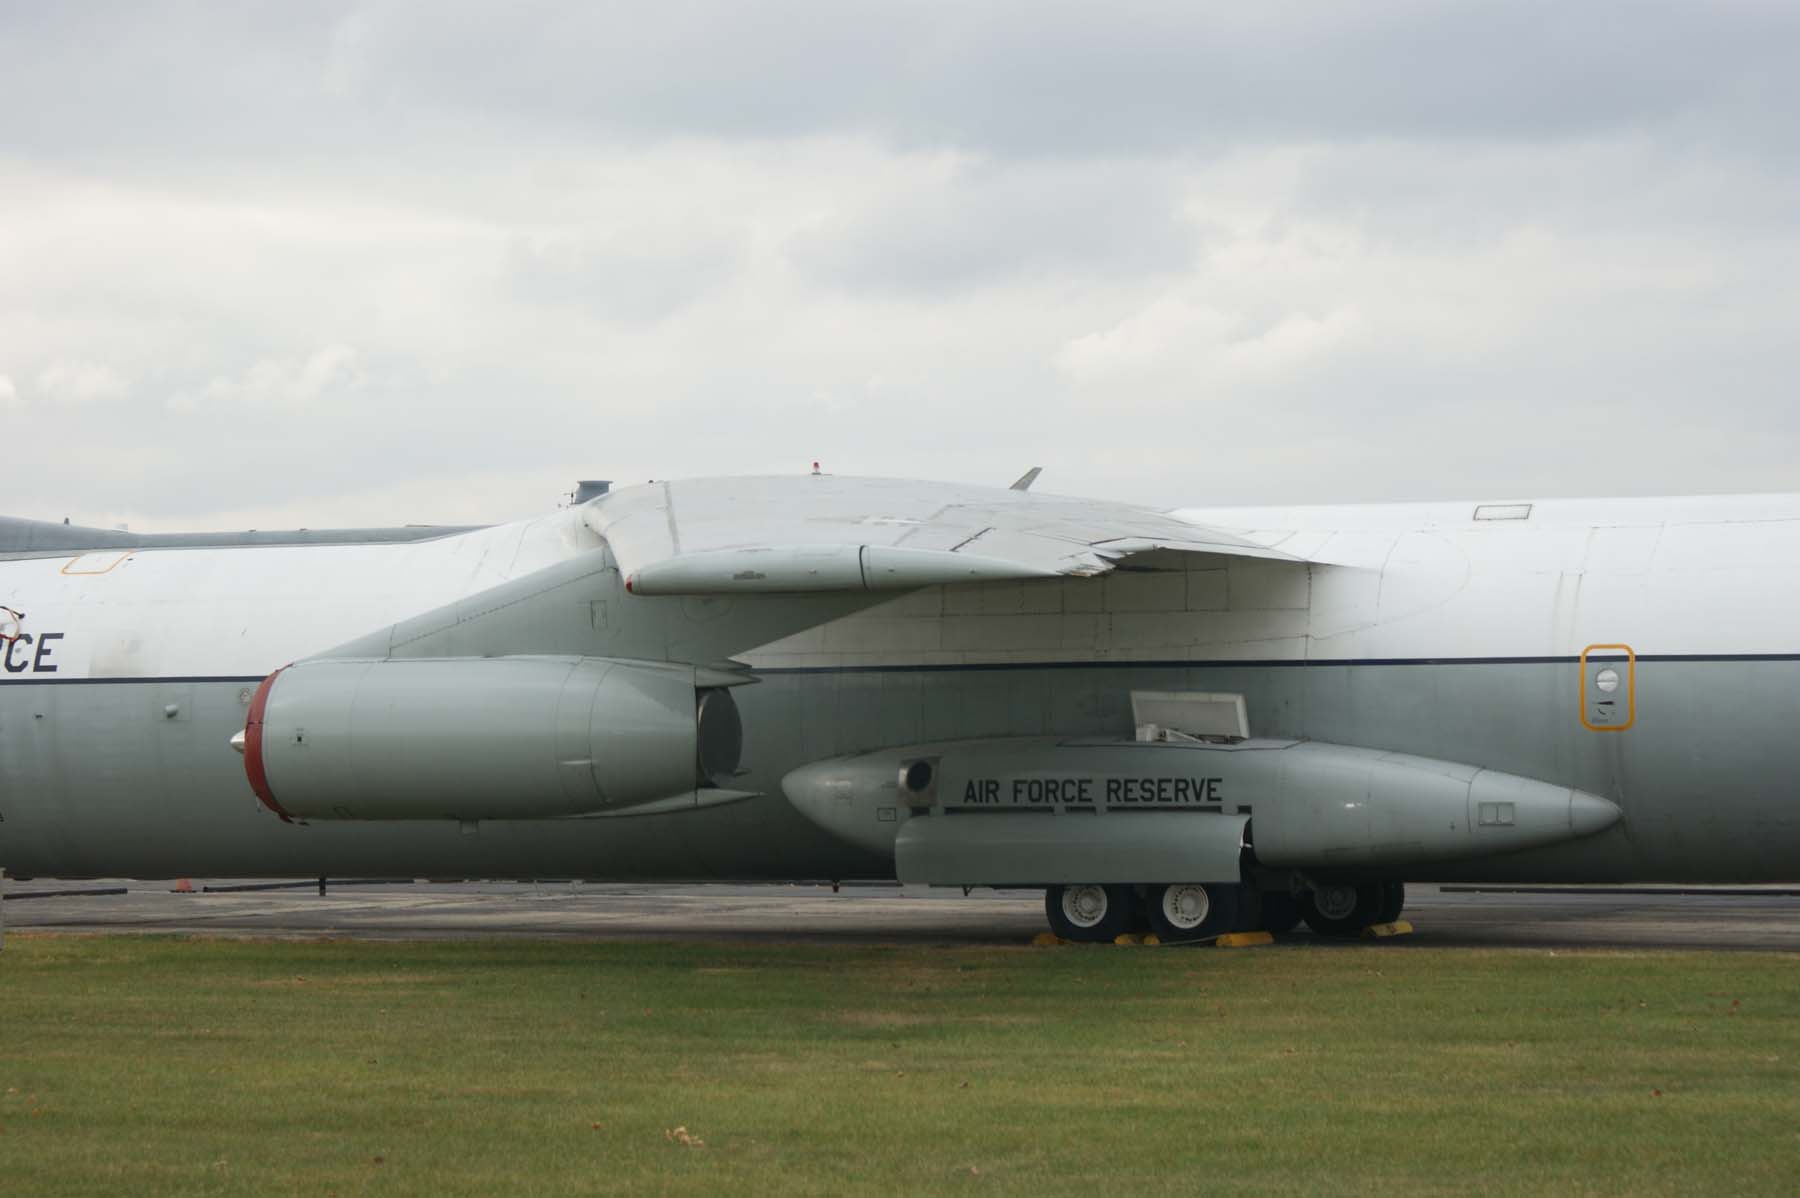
584, 475, 1298, 596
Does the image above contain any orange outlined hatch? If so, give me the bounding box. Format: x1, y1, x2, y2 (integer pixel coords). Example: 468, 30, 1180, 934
60, 552, 133, 576
1580, 644, 1636, 732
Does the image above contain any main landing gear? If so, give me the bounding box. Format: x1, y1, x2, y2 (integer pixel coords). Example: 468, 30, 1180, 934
1297, 880, 1406, 936
1044, 884, 1137, 942
1145, 882, 1240, 942
1043, 881, 1244, 943
1041, 879, 1406, 943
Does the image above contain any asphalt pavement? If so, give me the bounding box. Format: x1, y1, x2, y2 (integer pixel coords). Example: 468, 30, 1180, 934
5, 879, 1798, 950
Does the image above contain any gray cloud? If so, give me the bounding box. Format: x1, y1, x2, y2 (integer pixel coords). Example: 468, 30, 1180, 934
790, 157, 1200, 293
0, 2, 1796, 530
504, 229, 744, 322
6, 3, 1799, 162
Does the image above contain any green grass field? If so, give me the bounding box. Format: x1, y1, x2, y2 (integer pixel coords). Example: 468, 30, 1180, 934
1, 935, 1795, 1196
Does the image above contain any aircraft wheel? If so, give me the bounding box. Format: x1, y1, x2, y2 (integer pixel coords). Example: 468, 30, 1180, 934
1145, 883, 1240, 943
1258, 890, 1303, 934
1374, 881, 1406, 925
1301, 881, 1384, 937
1044, 884, 1134, 943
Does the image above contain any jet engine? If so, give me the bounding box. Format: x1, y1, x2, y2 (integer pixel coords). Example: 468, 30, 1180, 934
241, 656, 742, 821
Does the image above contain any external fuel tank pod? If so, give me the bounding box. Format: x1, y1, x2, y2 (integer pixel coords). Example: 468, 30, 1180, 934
243, 656, 736, 821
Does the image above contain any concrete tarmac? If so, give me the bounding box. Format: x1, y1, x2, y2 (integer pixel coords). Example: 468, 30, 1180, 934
5, 879, 1799, 950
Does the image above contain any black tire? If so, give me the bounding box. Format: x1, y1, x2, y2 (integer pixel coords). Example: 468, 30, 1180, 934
1233, 884, 1264, 934
1145, 883, 1241, 943
1300, 881, 1385, 937
1374, 881, 1406, 925
1125, 886, 1153, 934
1258, 890, 1303, 934
1044, 883, 1135, 943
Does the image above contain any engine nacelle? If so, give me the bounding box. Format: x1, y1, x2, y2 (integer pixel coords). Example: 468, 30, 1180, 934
243, 656, 742, 821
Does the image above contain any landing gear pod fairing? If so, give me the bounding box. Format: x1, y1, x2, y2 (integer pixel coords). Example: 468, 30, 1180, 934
782, 737, 1622, 882
243, 656, 742, 821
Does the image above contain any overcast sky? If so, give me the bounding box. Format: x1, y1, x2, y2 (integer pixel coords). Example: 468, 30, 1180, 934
2, 2, 1797, 530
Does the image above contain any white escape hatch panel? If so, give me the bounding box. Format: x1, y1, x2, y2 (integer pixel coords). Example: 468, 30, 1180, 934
1130, 691, 1250, 741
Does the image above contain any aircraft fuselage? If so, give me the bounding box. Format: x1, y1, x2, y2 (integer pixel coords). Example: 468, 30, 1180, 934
1, 493, 1797, 886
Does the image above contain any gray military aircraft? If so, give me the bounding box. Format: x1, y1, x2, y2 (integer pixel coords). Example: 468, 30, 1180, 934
2, 472, 1795, 941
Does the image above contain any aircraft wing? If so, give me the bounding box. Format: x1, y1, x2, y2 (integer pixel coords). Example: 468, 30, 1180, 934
583, 475, 1298, 596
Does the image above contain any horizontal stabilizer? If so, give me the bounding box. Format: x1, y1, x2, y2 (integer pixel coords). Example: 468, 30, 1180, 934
0, 514, 477, 558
